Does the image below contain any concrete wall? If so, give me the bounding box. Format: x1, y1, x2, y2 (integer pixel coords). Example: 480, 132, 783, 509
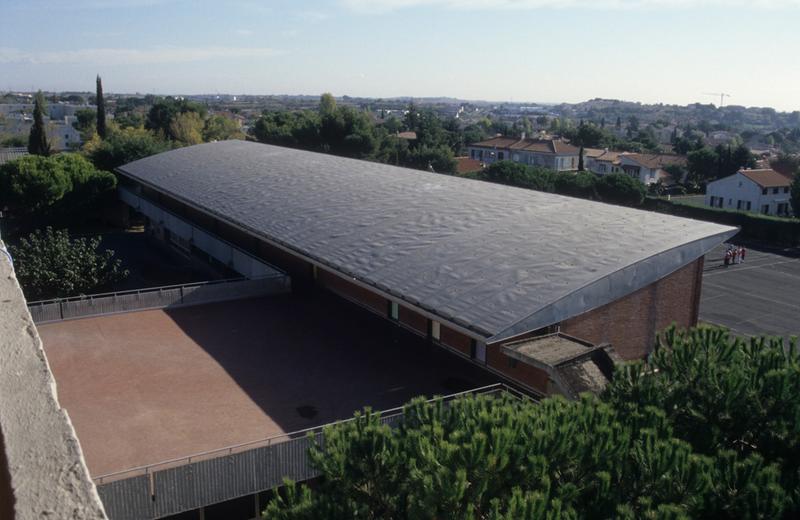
561, 258, 703, 360
0, 241, 107, 520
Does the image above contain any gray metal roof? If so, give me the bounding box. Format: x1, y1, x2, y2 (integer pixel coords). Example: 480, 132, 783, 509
118, 140, 737, 342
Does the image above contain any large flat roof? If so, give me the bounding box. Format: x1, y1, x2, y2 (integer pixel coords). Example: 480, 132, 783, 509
118, 140, 736, 342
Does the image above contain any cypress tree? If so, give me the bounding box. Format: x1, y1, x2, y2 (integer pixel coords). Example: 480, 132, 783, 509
28, 91, 50, 156
96, 75, 107, 139
578, 146, 585, 171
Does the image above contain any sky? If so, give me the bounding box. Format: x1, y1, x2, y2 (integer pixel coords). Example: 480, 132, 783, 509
1, 0, 799, 111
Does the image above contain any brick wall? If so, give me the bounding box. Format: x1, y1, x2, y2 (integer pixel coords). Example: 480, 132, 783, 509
316, 269, 388, 314
561, 259, 703, 359
398, 306, 428, 335
440, 325, 472, 356
485, 345, 549, 393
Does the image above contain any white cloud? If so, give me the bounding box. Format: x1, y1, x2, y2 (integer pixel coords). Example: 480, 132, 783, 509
341, 0, 800, 12
0, 46, 283, 65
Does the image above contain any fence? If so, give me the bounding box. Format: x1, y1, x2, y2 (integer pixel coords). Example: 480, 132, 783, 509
94, 383, 531, 520
27, 276, 290, 324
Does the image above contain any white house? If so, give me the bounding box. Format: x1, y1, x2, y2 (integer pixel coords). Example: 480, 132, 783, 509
618, 153, 687, 186
705, 168, 793, 217
468, 136, 581, 171
584, 149, 623, 176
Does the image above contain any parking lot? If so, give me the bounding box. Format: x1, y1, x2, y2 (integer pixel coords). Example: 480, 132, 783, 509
700, 243, 800, 339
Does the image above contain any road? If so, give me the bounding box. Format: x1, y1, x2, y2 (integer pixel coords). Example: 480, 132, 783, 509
700, 243, 800, 339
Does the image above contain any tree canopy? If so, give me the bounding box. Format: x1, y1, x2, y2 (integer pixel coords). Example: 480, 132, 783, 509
9, 227, 128, 300
84, 126, 170, 171
28, 91, 50, 156
264, 325, 799, 519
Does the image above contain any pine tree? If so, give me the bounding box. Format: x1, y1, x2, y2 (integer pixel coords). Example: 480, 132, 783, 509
96, 75, 107, 139
28, 91, 50, 156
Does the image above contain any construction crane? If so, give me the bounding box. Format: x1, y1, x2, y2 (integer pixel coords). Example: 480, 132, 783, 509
703, 92, 731, 107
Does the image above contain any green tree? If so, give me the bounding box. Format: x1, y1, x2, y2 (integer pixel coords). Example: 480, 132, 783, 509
28, 91, 50, 156
264, 324, 793, 519
145, 97, 207, 141
554, 171, 596, 199
790, 173, 800, 217
96, 75, 107, 139
85, 126, 170, 171
9, 227, 128, 300
687, 147, 719, 186
578, 146, 585, 171
73, 108, 97, 140
169, 111, 204, 145
0, 155, 70, 213
595, 173, 646, 206
202, 115, 245, 142
319, 93, 337, 117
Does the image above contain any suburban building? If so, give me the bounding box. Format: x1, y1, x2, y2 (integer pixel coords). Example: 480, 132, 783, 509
467, 136, 581, 171
5, 140, 736, 520
584, 148, 623, 175
0, 146, 28, 166
705, 168, 794, 217
618, 153, 687, 185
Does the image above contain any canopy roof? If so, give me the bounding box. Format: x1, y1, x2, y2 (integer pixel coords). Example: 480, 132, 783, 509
118, 140, 736, 342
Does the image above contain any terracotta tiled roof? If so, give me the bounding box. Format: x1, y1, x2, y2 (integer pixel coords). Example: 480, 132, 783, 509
623, 153, 687, 169
455, 157, 483, 174
470, 137, 579, 156
739, 168, 791, 188
0, 147, 28, 166
396, 131, 417, 140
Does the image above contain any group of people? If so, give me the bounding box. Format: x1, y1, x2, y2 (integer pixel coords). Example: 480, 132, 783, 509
724, 245, 746, 266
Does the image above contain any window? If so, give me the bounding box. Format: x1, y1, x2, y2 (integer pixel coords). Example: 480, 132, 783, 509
498, 152, 504, 161
470, 149, 475, 159
773, 187, 780, 194
762, 204, 770, 214
388, 301, 399, 321
728, 199, 733, 206
746, 201, 752, 211
512, 153, 519, 162
737, 200, 743, 210
762, 188, 768, 195
784, 187, 790, 194
777, 203, 789, 215
478, 150, 484, 160
430, 321, 440, 341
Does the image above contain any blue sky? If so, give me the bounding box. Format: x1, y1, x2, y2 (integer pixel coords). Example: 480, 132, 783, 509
1, 0, 799, 111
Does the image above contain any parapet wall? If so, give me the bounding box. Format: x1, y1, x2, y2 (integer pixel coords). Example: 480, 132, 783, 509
0, 240, 107, 520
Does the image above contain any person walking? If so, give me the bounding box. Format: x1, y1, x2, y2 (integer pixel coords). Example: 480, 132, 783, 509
732, 246, 739, 265
740, 246, 746, 263
724, 249, 731, 267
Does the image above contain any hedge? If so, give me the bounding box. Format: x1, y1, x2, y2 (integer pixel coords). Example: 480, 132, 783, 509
644, 198, 800, 246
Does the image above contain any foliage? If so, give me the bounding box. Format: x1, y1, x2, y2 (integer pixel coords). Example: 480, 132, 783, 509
0, 154, 70, 213
687, 144, 755, 187
554, 171, 597, 199
96, 75, 107, 139
9, 227, 128, 300
265, 325, 798, 518
73, 108, 97, 140
202, 115, 245, 142
644, 198, 800, 245
0, 153, 116, 226
595, 173, 646, 206
145, 97, 207, 141
479, 161, 555, 192
791, 173, 800, 218
605, 326, 799, 513
1, 134, 27, 147
251, 95, 458, 173
169, 111, 204, 145
28, 90, 50, 156
85, 126, 170, 171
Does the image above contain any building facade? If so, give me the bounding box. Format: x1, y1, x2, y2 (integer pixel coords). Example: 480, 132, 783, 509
705, 168, 793, 217
467, 136, 581, 171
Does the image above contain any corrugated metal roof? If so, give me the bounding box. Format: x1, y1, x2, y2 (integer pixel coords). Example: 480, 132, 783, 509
118, 140, 737, 342
0, 147, 28, 166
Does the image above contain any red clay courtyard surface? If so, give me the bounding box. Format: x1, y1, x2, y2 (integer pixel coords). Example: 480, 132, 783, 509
38, 292, 498, 478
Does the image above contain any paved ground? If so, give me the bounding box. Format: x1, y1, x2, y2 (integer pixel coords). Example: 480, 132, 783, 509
700, 242, 800, 338
38, 292, 498, 478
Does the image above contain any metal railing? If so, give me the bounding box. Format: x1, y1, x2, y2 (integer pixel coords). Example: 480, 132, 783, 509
27, 275, 290, 324
94, 383, 533, 520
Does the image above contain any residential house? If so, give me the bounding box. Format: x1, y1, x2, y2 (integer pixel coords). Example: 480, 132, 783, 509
705, 168, 793, 217
584, 148, 623, 176
618, 153, 687, 185
468, 136, 581, 171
